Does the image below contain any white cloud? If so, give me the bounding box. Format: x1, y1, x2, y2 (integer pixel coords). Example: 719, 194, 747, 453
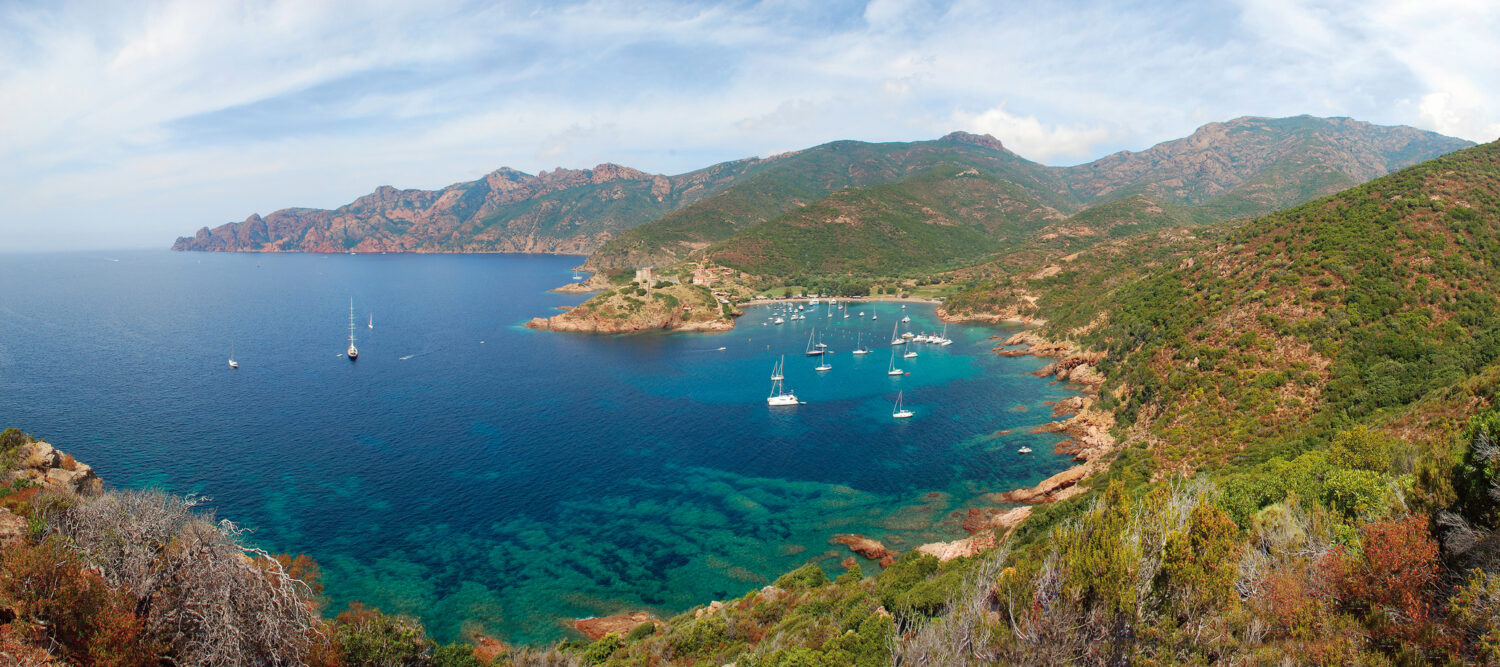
953, 105, 1117, 163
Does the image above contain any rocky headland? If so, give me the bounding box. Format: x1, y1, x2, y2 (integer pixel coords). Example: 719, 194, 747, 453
527, 281, 735, 334
0, 439, 102, 545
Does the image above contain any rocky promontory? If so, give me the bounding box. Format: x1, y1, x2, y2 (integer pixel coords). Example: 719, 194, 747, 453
1, 437, 102, 545
527, 282, 735, 334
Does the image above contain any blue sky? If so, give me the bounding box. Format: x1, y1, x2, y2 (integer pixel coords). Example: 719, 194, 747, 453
2, 0, 1497, 250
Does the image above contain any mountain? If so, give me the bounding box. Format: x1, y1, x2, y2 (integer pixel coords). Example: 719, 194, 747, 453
593, 116, 1470, 278
172, 160, 769, 253
173, 116, 1469, 270
579, 132, 1073, 270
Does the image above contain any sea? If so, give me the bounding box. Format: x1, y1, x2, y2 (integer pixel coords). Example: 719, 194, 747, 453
0, 250, 1076, 644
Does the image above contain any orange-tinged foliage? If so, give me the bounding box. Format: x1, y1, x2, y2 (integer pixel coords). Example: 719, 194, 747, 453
1334, 513, 1455, 655
0, 538, 156, 666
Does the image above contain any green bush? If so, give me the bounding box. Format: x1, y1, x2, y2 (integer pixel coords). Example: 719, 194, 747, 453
333, 605, 428, 667
670, 613, 730, 659
774, 562, 828, 590
430, 642, 481, 667
579, 632, 622, 665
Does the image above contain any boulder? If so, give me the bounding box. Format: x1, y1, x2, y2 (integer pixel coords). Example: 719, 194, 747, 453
574, 611, 659, 641
831, 534, 897, 562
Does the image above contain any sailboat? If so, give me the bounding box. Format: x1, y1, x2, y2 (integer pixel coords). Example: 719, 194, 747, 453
901, 315, 911, 323
852, 333, 870, 355
805, 330, 823, 356
892, 391, 913, 419
767, 370, 799, 406
937, 324, 952, 346
368, 312, 374, 329
887, 349, 904, 376
890, 323, 904, 346
771, 355, 785, 382
815, 355, 832, 372
346, 298, 359, 361
228, 342, 238, 369
904, 345, 918, 359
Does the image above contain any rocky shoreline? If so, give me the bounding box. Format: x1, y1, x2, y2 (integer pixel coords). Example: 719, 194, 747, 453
991, 331, 1117, 504
526, 313, 735, 333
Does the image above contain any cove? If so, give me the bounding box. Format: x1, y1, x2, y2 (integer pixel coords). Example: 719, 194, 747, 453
0, 250, 1077, 644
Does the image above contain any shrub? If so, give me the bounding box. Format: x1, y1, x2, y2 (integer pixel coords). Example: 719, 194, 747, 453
333, 602, 429, 666
625, 621, 656, 641
0, 427, 30, 454
431, 642, 483, 667
0, 536, 157, 665
669, 613, 730, 659
774, 562, 828, 590
1322, 468, 1390, 518
1334, 513, 1447, 654
1329, 426, 1396, 472
1162, 502, 1240, 615
45, 490, 320, 665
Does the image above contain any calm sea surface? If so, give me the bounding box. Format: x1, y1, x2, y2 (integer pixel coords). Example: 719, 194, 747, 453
0, 250, 1075, 643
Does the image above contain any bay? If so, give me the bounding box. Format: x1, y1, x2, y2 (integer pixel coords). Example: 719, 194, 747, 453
0, 250, 1075, 643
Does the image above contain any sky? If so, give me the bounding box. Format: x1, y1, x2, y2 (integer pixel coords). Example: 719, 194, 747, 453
2, 0, 1498, 251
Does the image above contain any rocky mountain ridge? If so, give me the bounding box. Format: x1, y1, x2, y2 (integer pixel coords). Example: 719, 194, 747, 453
172, 116, 1471, 263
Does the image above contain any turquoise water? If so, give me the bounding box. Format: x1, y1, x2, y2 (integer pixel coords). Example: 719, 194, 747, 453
0, 250, 1076, 643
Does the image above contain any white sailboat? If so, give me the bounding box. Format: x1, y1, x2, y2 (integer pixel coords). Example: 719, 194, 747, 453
346, 298, 359, 361
815, 355, 831, 372
368, 312, 374, 329
228, 342, 238, 369
805, 330, 823, 356
892, 391, 913, 419
767, 371, 799, 406
887, 349, 904, 376
852, 333, 870, 355
771, 355, 786, 381
904, 345, 918, 359
890, 322, 903, 346
901, 315, 911, 323
937, 324, 952, 346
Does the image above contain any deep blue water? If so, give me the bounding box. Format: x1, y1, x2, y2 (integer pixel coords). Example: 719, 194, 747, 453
0, 250, 1075, 643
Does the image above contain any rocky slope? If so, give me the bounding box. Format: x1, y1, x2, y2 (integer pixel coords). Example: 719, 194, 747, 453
173, 159, 768, 254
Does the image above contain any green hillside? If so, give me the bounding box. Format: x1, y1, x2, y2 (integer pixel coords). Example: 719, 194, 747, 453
582, 134, 1073, 270
701, 166, 1061, 277
583, 116, 1468, 283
